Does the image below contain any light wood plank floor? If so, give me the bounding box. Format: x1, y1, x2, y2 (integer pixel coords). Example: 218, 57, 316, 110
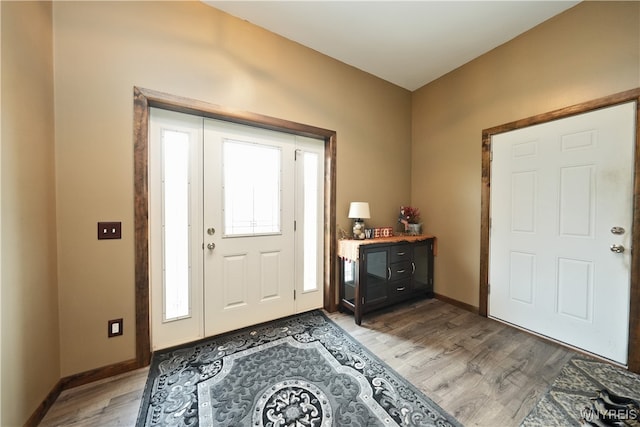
40, 299, 577, 426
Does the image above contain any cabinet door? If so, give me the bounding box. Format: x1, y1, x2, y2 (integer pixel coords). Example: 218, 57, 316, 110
341, 258, 357, 304
412, 240, 433, 294
364, 247, 389, 305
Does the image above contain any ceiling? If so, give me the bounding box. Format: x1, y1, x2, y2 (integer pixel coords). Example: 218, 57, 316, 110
204, 1, 580, 91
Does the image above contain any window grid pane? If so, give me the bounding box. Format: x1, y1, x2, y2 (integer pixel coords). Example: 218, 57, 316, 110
223, 139, 282, 237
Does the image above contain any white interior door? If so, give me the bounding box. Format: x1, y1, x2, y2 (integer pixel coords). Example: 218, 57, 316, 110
150, 109, 325, 349
489, 102, 635, 364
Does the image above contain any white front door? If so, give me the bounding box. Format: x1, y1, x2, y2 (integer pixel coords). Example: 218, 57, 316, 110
150, 109, 324, 350
489, 102, 635, 364
203, 119, 297, 336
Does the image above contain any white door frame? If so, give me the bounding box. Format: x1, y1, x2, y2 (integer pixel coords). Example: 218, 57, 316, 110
133, 87, 337, 366
480, 88, 640, 373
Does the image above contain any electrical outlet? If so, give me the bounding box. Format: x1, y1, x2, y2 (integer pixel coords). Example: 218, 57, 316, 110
108, 318, 123, 337
98, 222, 121, 240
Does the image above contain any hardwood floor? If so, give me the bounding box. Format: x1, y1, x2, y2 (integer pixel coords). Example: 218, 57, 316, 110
39, 368, 148, 427
39, 299, 577, 426
327, 299, 576, 426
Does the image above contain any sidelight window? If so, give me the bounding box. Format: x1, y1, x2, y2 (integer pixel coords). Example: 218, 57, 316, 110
162, 129, 191, 321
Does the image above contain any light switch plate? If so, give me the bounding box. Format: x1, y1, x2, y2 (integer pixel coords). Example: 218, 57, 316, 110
98, 222, 121, 240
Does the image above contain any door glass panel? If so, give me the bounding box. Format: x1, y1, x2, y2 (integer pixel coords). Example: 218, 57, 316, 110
366, 250, 387, 302
413, 244, 429, 291
343, 259, 355, 303
162, 130, 191, 321
303, 152, 319, 291
223, 139, 281, 237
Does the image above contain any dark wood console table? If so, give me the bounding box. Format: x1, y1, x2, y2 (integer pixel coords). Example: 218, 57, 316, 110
338, 235, 436, 325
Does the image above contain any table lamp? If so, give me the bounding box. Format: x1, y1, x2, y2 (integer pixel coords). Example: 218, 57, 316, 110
348, 202, 370, 239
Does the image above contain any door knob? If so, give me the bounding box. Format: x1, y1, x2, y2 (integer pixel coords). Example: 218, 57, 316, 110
207, 243, 216, 250
610, 244, 625, 253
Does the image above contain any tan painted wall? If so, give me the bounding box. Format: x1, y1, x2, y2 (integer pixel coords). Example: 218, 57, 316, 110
411, 1, 640, 308
0, 2, 4, 424
1, 2, 60, 426
53, 1, 412, 376
10, 2, 635, 418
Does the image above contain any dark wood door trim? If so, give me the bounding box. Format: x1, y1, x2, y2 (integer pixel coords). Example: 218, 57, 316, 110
133, 87, 338, 367
480, 88, 640, 373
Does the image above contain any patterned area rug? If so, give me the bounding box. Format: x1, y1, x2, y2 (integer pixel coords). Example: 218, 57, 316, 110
136, 310, 461, 426
521, 355, 640, 426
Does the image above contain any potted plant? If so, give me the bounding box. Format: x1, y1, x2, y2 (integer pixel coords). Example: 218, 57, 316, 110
399, 206, 422, 235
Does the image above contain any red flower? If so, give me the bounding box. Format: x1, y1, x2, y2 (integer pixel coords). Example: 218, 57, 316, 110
400, 206, 421, 224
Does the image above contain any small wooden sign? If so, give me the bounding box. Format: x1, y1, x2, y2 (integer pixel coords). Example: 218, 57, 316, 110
374, 227, 394, 238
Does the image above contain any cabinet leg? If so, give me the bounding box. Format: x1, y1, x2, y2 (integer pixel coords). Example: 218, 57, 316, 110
355, 313, 362, 325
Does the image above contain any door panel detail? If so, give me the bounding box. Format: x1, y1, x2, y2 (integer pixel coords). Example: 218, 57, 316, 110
511, 172, 537, 233
512, 140, 538, 159
260, 251, 282, 301
561, 130, 596, 151
557, 258, 593, 321
509, 251, 535, 305
222, 254, 248, 309
559, 165, 595, 237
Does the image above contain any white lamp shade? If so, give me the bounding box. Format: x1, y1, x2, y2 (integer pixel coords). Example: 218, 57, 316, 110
348, 202, 370, 219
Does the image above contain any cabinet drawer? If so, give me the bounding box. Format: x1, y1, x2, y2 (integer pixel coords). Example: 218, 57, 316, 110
390, 245, 411, 263
390, 280, 412, 300
389, 261, 412, 281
